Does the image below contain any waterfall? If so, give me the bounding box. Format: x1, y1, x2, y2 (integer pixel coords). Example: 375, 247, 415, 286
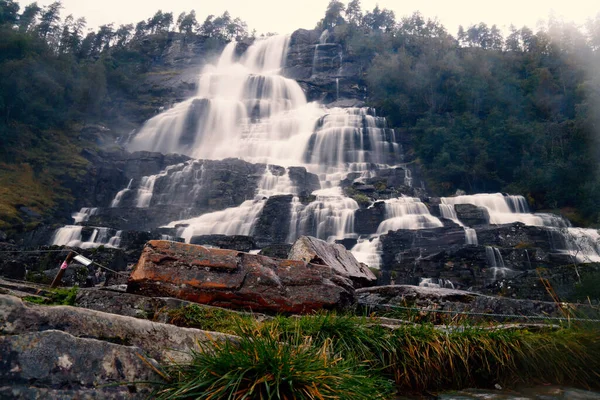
51, 226, 121, 249
350, 237, 382, 269
288, 187, 359, 242
129, 36, 321, 167
419, 278, 455, 289
439, 202, 478, 244
442, 193, 600, 261
110, 179, 132, 207
72, 207, 98, 224
169, 167, 298, 243
440, 193, 568, 226
377, 197, 443, 233
485, 246, 513, 281
465, 228, 478, 245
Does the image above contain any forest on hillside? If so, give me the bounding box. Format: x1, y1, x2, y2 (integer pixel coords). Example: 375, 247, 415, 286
1, 0, 600, 231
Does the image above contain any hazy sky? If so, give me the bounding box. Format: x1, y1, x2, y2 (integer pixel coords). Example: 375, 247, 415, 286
33, 0, 600, 36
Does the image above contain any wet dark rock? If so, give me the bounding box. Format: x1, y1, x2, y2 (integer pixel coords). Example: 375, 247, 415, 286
254, 195, 294, 247
335, 238, 358, 251
190, 234, 257, 252
356, 285, 591, 320
455, 204, 490, 226
354, 202, 386, 235
288, 167, 321, 196
377, 222, 600, 300
284, 29, 321, 80
284, 28, 367, 103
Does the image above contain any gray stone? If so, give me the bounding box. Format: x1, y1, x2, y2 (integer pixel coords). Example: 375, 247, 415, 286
253, 195, 294, 246
455, 203, 490, 226
0, 294, 234, 363
190, 234, 257, 252
0, 330, 158, 398
288, 236, 377, 287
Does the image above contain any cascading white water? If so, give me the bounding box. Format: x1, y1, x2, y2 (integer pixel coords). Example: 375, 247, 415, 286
441, 193, 568, 227
305, 107, 401, 186
110, 179, 132, 207
121, 35, 405, 246
288, 187, 359, 242
419, 278, 455, 289
485, 246, 513, 281
348, 197, 443, 268
442, 193, 600, 261
72, 207, 98, 224
169, 167, 298, 243
351, 237, 382, 268
51, 226, 121, 249
377, 197, 443, 233
465, 228, 478, 245
439, 203, 478, 244
129, 36, 321, 168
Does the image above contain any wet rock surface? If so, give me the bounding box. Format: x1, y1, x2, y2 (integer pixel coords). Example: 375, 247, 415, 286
378, 222, 599, 300
189, 234, 257, 252
127, 240, 355, 313
253, 195, 294, 246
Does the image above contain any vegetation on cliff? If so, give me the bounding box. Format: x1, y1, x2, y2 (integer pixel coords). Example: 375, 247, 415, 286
0, 0, 249, 232
319, 0, 600, 225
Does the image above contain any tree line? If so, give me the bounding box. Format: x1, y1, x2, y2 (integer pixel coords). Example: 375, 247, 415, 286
319, 0, 600, 225
1, 0, 600, 227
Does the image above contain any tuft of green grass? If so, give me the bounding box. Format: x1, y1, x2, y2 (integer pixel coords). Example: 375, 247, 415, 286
23, 287, 78, 306
166, 304, 256, 335
237, 312, 393, 367
152, 327, 394, 400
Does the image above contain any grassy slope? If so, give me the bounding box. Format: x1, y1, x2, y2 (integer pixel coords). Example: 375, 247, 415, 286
0, 123, 90, 231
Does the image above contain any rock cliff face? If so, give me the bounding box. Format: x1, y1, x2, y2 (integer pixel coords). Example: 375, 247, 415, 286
378, 221, 599, 301
284, 28, 367, 103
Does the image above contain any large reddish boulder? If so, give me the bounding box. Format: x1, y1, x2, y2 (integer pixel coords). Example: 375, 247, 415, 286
127, 240, 355, 314
288, 236, 377, 287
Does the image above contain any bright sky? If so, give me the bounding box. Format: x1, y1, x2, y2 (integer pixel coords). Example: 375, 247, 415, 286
32, 0, 600, 36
